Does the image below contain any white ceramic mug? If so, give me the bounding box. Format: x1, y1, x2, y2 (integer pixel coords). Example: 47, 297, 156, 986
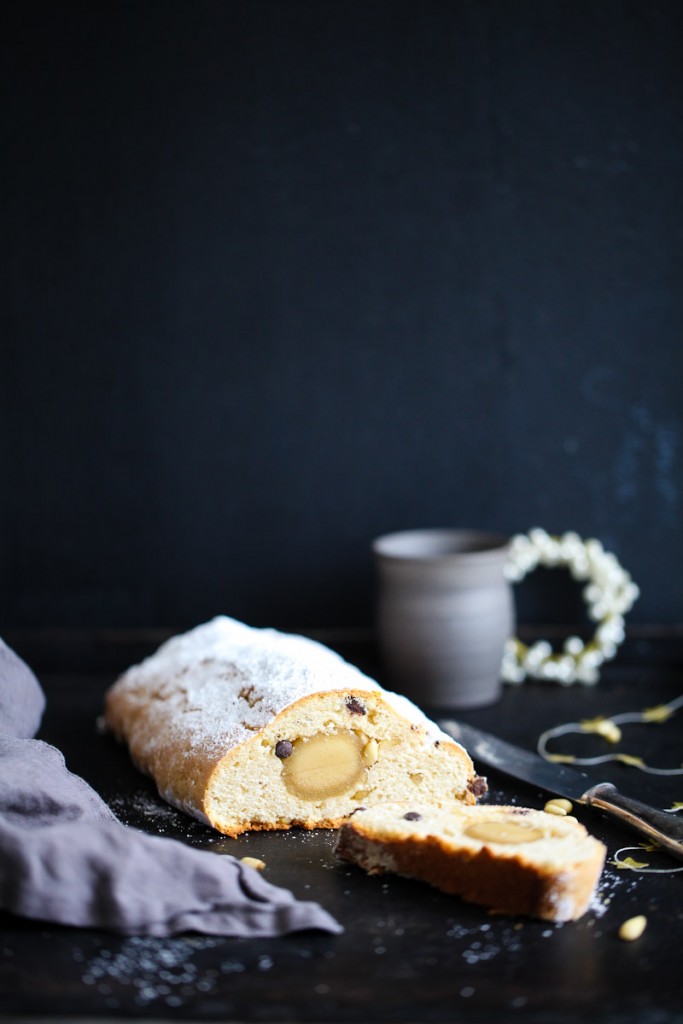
373, 528, 514, 709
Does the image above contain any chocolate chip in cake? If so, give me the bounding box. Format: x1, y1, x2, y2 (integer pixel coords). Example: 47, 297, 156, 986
275, 739, 293, 759
345, 697, 366, 716
403, 811, 422, 821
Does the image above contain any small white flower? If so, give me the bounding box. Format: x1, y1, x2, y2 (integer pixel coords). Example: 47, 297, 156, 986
502, 530, 637, 687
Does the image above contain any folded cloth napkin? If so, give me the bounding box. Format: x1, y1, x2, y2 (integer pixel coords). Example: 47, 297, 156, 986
0, 638, 342, 937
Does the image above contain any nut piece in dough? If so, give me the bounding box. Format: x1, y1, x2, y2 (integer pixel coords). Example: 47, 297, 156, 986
362, 737, 379, 767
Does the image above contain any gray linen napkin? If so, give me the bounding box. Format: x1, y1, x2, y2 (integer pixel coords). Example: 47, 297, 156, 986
0, 638, 342, 937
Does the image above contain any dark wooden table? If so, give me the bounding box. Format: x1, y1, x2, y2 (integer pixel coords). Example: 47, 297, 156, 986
2, 627, 683, 1024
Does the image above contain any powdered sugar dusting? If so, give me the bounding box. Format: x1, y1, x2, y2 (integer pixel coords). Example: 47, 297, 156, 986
108, 791, 182, 827
106, 616, 459, 760
589, 859, 640, 918
76, 936, 225, 1009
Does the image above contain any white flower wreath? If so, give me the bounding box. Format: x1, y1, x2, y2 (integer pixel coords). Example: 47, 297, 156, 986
502, 528, 639, 686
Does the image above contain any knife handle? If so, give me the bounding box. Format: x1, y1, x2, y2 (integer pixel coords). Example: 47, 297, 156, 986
582, 782, 683, 861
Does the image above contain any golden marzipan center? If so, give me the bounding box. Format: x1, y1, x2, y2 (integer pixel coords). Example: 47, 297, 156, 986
464, 819, 545, 844
281, 731, 366, 800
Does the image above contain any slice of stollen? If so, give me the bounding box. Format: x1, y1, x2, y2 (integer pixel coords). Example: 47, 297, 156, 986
334, 802, 607, 921
104, 617, 483, 837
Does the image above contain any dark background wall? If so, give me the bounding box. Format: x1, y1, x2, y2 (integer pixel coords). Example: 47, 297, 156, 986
2, 0, 682, 631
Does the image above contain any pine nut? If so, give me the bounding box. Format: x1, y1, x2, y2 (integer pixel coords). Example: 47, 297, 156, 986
618, 915, 647, 941
362, 737, 379, 766
240, 856, 266, 871
544, 798, 573, 816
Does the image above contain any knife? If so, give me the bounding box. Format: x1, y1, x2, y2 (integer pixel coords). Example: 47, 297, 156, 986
440, 719, 683, 861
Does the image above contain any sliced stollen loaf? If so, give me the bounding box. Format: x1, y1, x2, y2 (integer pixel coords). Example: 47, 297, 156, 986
104, 617, 483, 837
335, 802, 607, 921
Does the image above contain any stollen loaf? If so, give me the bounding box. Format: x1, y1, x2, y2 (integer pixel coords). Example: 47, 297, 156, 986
104, 617, 483, 837
335, 802, 607, 921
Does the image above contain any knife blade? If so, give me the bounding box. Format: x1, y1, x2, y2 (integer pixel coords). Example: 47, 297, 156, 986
440, 718, 683, 861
